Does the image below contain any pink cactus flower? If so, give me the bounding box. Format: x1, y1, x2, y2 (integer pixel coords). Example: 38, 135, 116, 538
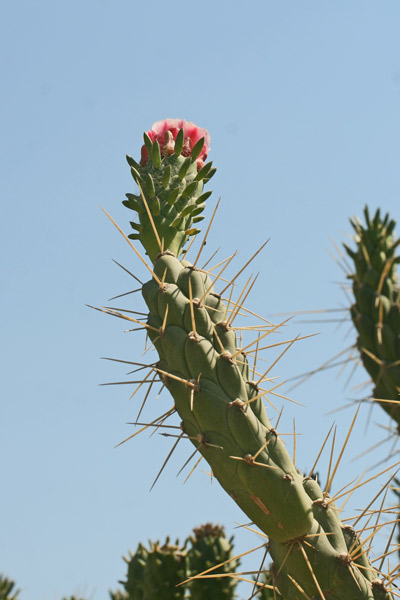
140, 118, 210, 170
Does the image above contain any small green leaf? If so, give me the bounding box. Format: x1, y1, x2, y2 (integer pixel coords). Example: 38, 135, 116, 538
129, 221, 143, 233
124, 193, 144, 214
191, 137, 204, 161
162, 165, 171, 187
171, 215, 183, 228
194, 161, 213, 181
152, 140, 161, 168
167, 188, 180, 205
174, 128, 184, 155
185, 228, 201, 237
181, 203, 195, 217
143, 132, 153, 153
178, 157, 191, 180
195, 190, 212, 205
130, 166, 142, 184
126, 155, 140, 169
204, 167, 217, 182
189, 205, 204, 217
146, 173, 156, 199
152, 197, 160, 216
181, 180, 198, 199
128, 233, 140, 240
192, 215, 205, 223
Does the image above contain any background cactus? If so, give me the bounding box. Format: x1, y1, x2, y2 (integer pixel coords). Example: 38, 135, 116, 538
340, 207, 400, 562
110, 523, 238, 600
98, 120, 398, 599
343, 207, 400, 429
187, 523, 238, 600
0, 576, 19, 600
118, 538, 188, 600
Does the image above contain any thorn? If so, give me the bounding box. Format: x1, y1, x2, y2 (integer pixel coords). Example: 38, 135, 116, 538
182, 234, 197, 261
153, 367, 199, 389
150, 432, 184, 491
100, 206, 161, 285
114, 406, 175, 448
231, 318, 292, 361
112, 258, 143, 285
107, 288, 141, 301
298, 542, 326, 600
177, 543, 267, 587
324, 404, 361, 498
228, 273, 259, 328
192, 198, 221, 268
198, 252, 238, 305
188, 278, 197, 336
327, 460, 400, 505
200, 246, 221, 270
219, 239, 270, 296
184, 455, 203, 483
160, 303, 169, 337
137, 182, 163, 252
136, 373, 158, 421
255, 333, 301, 386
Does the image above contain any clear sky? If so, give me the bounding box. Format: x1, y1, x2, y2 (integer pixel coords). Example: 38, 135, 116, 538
2, 1, 400, 598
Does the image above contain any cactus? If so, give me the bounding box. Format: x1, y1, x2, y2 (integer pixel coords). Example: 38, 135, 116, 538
118, 538, 188, 600
124, 119, 214, 263
99, 120, 398, 599
342, 207, 400, 561
187, 523, 238, 600
343, 207, 400, 430
0, 576, 19, 600
111, 523, 237, 600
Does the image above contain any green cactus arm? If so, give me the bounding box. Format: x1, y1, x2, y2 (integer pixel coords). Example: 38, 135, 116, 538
343, 206, 400, 430
102, 122, 395, 599
140, 251, 392, 599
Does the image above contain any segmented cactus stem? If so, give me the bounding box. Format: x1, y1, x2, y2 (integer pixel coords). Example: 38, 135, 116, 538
100, 122, 397, 599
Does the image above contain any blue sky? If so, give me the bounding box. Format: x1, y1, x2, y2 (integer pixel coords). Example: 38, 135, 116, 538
2, 1, 400, 598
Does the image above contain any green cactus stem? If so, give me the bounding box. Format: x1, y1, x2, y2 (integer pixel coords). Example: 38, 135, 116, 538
111, 524, 238, 600
187, 523, 238, 600
119, 538, 188, 600
344, 207, 400, 430
140, 250, 392, 599
101, 122, 396, 599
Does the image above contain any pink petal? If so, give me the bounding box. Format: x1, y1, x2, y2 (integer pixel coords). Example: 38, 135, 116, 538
151, 119, 184, 139
140, 119, 211, 169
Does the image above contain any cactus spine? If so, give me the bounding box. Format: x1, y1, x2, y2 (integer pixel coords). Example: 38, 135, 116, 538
101, 121, 396, 599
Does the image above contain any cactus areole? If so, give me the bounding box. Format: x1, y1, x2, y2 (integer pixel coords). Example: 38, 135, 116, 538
106, 120, 395, 599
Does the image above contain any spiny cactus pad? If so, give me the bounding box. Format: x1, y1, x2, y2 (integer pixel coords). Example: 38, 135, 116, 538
344, 207, 400, 429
